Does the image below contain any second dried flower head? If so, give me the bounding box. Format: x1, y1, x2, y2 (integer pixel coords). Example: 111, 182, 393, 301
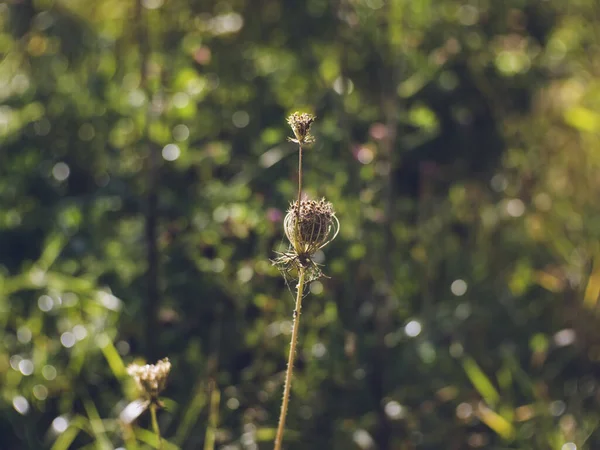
127, 358, 171, 402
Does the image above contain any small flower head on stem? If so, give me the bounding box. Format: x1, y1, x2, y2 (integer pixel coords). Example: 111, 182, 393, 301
287, 112, 316, 145
127, 358, 171, 404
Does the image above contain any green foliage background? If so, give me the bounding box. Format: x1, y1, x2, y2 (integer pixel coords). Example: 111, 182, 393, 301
2, 0, 600, 449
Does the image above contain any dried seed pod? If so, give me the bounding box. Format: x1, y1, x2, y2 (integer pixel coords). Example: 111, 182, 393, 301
284, 198, 339, 256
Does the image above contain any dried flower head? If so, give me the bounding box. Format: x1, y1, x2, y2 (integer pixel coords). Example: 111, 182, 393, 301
287, 112, 316, 145
274, 198, 339, 282
285, 199, 337, 254
127, 358, 171, 401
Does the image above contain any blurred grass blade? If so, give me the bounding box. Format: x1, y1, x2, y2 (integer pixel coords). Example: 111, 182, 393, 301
37, 233, 67, 271
98, 334, 127, 378
462, 357, 500, 406
204, 380, 221, 450
82, 396, 112, 450
564, 106, 600, 132
584, 271, 600, 309
173, 384, 207, 445
256, 428, 277, 441
136, 428, 180, 450
51, 416, 87, 450
256, 428, 299, 441
477, 403, 515, 440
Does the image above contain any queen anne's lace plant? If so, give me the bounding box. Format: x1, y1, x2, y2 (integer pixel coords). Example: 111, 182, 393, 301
272, 113, 339, 450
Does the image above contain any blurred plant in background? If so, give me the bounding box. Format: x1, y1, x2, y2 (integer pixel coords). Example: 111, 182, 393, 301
1, 0, 600, 449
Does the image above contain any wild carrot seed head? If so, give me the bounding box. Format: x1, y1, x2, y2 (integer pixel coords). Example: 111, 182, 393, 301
284, 198, 337, 256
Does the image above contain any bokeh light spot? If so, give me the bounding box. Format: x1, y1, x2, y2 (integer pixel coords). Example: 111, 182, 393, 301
550, 400, 566, 416
78, 123, 95, 141
60, 332, 76, 348
19, 359, 34, 376
17, 326, 32, 344
353, 430, 375, 449
172, 92, 189, 108
456, 402, 473, 419
13, 396, 29, 415
405, 320, 422, 337
52, 416, 69, 433
357, 146, 374, 164
554, 329, 576, 347
162, 144, 180, 161
312, 343, 327, 358
52, 162, 70, 181
310, 281, 323, 295
385, 401, 405, 419
142, 0, 163, 9
33, 384, 48, 400
73, 325, 87, 341
451, 279, 468, 296
237, 266, 254, 284
506, 199, 525, 217
333, 77, 354, 95
232, 110, 250, 128
38, 295, 53, 312
42, 365, 57, 380
458, 5, 479, 25
173, 124, 189, 141
9, 355, 22, 370
116, 340, 131, 355
226, 397, 240, 410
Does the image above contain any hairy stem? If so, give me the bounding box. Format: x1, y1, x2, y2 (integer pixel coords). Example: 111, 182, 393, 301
297, 144, 303, 208
274, 266, 306, 450
150, 403, 162, 450
293, 144, 303, 254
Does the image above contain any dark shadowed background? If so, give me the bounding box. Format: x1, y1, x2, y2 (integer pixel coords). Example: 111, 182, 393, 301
2, 0, 600, 449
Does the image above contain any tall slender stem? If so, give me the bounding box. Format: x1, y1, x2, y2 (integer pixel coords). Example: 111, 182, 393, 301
293, 144, 303, 254
274, 266, 306, 450
297, 144, 303, 208
150, 403, 162, 450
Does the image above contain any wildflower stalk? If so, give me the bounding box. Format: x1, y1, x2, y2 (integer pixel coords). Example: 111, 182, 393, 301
274, 266, 306, 450
273, 112, 337, 449
150, 403, 162, 450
